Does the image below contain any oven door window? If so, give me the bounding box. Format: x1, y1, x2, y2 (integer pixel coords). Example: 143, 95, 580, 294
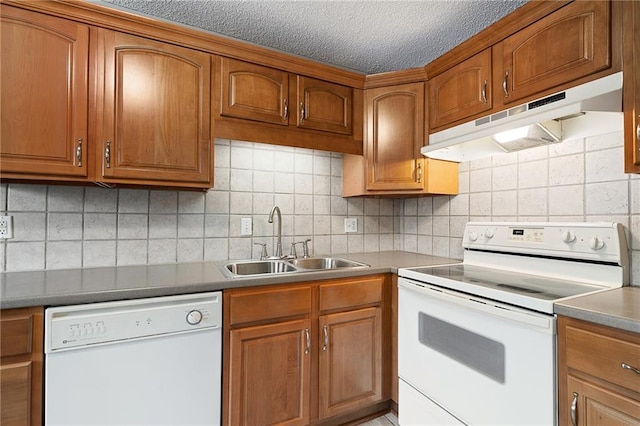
419, 312, 505, 383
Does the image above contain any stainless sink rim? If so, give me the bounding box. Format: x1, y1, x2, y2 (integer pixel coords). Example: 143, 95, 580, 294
218, 256, 370, 278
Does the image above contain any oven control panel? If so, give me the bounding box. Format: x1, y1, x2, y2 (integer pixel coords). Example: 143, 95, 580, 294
507, 227, 544, 243
462, 222, 627, 265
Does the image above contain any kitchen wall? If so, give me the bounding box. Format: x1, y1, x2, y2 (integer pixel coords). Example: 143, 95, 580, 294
2, 132, 639, 287
0, 139, 397, 272
398, 130, 640, 286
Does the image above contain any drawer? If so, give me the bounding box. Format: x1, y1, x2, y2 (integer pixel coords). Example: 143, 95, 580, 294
0, 315, 33, 358
565, 323, 640, 394
319, 275, 384, 312
229, 285, 311, 326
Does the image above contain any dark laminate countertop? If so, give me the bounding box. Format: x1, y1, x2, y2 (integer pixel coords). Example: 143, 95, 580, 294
555, 287, 640, 334
0, 251, 457, 309
3, 251, 638, 335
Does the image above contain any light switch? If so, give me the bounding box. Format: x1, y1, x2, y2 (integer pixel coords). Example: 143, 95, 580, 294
241, 217, 252, 236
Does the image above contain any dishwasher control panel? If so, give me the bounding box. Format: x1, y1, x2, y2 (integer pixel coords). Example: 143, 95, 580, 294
45, 292, 222, 353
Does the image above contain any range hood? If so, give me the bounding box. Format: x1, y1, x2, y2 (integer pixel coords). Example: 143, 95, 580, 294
422, 72, 623, 162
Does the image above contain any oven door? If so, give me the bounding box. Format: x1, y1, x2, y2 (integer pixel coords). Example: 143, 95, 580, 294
398, 277, 557, 426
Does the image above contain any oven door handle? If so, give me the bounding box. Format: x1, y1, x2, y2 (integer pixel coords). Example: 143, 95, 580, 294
399, 279, 554, 332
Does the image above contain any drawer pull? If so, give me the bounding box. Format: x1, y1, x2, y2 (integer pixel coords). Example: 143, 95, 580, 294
304, 328, 310, 355
76, 138, 83, 167
481, 80, 488, 104
622, 362, 640, 376
502, 71, 509, 98
570, 392, 578, 426
322, 324, 328, 351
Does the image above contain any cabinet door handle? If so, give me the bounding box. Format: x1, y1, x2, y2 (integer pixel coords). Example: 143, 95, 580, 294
636, 116, 639, 143
300, 102, 306, 123
76, 138, 83, 167
622, 362, 640, 376
481, 80, 488, 104
304, 328, 310, 355
503, 71, 509, 98
283, 98, 289, 120
416, 162, 422, 184
322, 325, 328, 351
570, 392, 578, 426
105, 141, 111, 168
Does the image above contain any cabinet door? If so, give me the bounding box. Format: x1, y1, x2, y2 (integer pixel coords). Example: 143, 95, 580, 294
228, 319, 310, 426
99, 30, 213, 186
499, 0, 611, 104
623, 0, 640, 173
220, 57, 289, 126
365, 83, 425, 191
296, 76, 352, 134
0, 307, 43, 426
565, 376, 640, 426
429, 48, 492, 130
318, 307, 383, 419
0, 6, 88, 178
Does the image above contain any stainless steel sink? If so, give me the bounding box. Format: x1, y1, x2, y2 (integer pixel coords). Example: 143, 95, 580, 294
222, 260, 298, 278
288, 257, 369, 270
220, 256, 369, 278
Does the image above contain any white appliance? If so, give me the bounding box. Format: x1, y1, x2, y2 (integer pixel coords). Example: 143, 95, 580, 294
422, 72, 623, 162
44, 291, 222, 426
397, 222, 629, 426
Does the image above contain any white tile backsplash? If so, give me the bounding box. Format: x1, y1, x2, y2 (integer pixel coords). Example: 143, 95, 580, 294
48, 186, 84, 212
1, 134, 638, 287
398, 130, 639, 285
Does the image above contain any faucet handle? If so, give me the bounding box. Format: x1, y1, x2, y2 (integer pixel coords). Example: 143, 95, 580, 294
289, 242, 300, 259
301, 238, 312, 258
253, 243, 268, 260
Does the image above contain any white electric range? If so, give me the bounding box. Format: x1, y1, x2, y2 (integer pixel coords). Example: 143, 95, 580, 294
397, 222, 629, 425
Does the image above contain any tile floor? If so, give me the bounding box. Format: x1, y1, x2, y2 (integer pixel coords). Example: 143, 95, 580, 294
358, 412, 399, 425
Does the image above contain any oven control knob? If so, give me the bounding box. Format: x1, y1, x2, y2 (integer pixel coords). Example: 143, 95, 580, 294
562, 231, 576, 243
186, 309, 203, 325
589, 237, 605, 251
469, 231, 478, 242
485, 228, 495, 239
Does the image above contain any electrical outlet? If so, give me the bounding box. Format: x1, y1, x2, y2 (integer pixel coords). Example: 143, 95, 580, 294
240, 217, 252, 236
344, 217, 357, 233
0, 215, 14, 239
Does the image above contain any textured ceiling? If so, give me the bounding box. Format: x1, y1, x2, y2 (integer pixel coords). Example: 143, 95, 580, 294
97, 0, 528, 74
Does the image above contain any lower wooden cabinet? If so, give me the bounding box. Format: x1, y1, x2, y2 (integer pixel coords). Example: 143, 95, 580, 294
318, 307, 382, 419
558, 316, 640, 426
223, 275, 389, 426
0, 307, 44, 426
229, 319, 311, 426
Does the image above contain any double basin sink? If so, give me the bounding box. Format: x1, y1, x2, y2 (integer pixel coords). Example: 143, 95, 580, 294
221, 257, 369, 278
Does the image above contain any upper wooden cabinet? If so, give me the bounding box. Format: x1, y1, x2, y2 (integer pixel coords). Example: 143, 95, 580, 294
220, 57, 289, 126
1, 307, 44, 426
0, 6, 214, 189
429, 48, 492, 131
427, 1, 617, 133
97, 30, 213, 187
623, 0, 640, 173
343, 81, 458, 197
216, 57, 362, 155
0, 5, 89, 179
497, 0, 611, 105
296, 76, 353, 135
365, 83, 425, 191
558, 316, 640, 426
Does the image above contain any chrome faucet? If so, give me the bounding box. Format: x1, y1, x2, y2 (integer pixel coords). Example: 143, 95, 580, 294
268, 205, 283, 259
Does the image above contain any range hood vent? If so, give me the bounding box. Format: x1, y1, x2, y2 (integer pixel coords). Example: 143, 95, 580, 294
422, 72, 623, 162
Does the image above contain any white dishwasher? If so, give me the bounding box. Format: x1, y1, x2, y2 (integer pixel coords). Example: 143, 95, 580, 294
44, 291, 222, 426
